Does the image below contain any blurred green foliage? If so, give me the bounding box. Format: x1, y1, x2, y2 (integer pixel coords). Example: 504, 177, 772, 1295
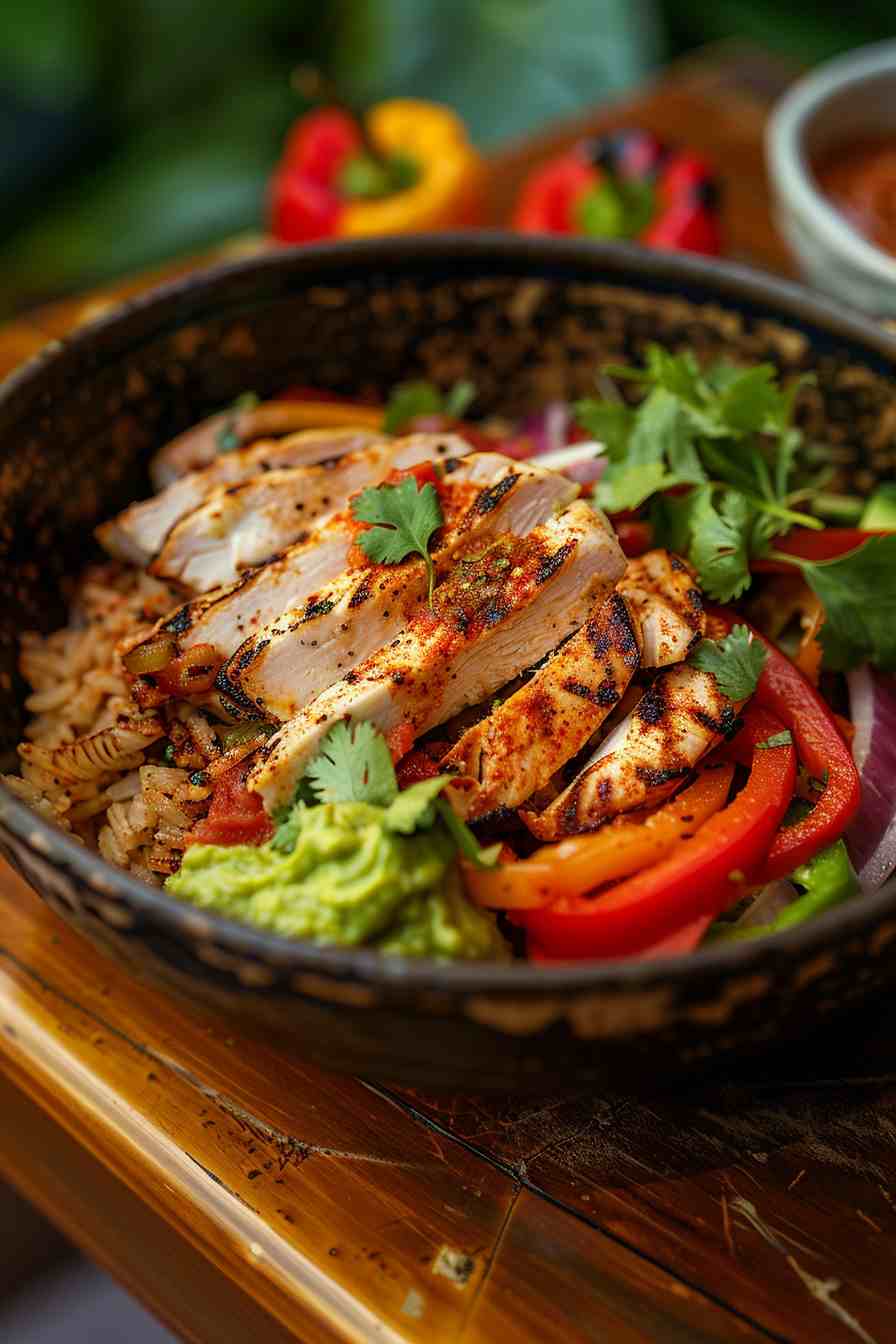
0, 0, 892, 308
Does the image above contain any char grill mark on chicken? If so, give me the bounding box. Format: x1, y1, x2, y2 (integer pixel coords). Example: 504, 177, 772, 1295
247, 501, 625, 815
218, 455, 579, 720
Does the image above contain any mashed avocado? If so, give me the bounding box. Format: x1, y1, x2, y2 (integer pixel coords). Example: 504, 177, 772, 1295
166, 799, 507, 960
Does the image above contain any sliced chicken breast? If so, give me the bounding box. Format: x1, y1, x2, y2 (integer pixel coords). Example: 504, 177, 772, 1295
523, 663, 736, 840
100, 428, 386, 566
443, 591, 642, 820
248, 500, 625, 815
617, 550, 705, 667
149, 433, 471, 592
150, 401, 383, 488
219, 455, 579, 719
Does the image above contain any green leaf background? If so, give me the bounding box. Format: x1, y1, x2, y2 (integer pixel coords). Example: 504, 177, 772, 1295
0, 0, 892, 307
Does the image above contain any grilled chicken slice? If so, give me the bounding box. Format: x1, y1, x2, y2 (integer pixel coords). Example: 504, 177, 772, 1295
218, 455, 579, 719
248, 501, 625, 815
149, 401, 382, 488
99, 428, 386, 565
617, 550, 705, 666
149, 433, 471, 592
443, 591, 642, 820
127, 451, 573, 678
523, 663, 737, 840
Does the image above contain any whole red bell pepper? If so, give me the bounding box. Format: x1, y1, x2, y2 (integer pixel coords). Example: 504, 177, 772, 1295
710, 606, 861, 880
519, 706, 795, 959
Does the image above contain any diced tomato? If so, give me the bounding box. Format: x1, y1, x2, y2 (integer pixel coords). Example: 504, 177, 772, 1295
186, 764, 272, 848
612, 519, 653, 558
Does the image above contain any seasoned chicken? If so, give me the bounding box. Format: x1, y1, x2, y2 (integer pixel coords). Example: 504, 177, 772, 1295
127, 451, 574, 682
617, 550, 705, 666
523, 663, 737, 840
149, 433, 471, 592
218, 455, 579, 719
99, 428, 385, 565
443, 591, 642, 820
149, 401, 381, 488
248, 501, 626, 815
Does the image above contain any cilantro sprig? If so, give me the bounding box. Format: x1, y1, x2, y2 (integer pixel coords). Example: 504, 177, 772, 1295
351, 474, 443, 603
272, 722, 499, 868
382, 379, 476, 435
766, 534, 896, 672
688, 625, 766, 701
577, 346, 822, 604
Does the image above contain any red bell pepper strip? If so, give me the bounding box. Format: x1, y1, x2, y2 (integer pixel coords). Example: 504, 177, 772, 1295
528, 915, 712, 962
751, 528, 888, 573
710, 605, 861, 880
519, 705, 795, 959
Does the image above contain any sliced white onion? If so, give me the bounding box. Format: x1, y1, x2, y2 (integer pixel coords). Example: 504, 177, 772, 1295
732, 880, 800, 929
530, 440, 606, 485
846, 664, 896, 887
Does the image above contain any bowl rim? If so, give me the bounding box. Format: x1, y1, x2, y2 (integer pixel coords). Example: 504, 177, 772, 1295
766, 39, 896, 283
3, 229, 896, 996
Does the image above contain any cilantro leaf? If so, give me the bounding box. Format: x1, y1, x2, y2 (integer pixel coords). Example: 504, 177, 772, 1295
384, 776, 448, 834
573, 400, 634, 458
435, 799, 501, 869
382, 379, 476, 434
688, 625, 767, 701
757, 730, 793, 749
792, 535, 896, 671
687, 488, 754, 602
351, 475, 443, 602
596, 459, 680, 514
304, 721, 398, 807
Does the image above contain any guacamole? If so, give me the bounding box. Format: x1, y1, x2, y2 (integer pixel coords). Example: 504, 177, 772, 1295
166, 798, 507, 960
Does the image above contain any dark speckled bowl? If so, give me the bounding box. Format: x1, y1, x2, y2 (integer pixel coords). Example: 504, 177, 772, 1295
2, 234, 896, 1091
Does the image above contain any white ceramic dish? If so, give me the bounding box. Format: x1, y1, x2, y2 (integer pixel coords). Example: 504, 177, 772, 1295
767, 41, 896, 315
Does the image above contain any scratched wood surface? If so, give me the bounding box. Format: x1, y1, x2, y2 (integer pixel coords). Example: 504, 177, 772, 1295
4, 41, 894, 1344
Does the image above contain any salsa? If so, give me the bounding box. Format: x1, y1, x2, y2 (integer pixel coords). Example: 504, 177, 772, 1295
814, 136, 896, 258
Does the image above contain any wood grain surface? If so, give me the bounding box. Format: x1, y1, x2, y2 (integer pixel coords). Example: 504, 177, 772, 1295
5, 41, 891, 1344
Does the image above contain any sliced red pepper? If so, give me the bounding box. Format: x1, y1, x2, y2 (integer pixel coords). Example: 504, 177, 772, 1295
751, 528, 888, 572
519, 705, 795, 959
710, 605, 861, 880
186, 763, 273, 849
641, 199, 721, 256
529, 915, 712, 962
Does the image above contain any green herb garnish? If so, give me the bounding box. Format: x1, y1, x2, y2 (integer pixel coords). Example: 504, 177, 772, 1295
756, 730, 793, 750
770, 534, 896, 671
216, 391, 259, 453
351, 474, 443, 603
688, 624, 767, 700
576, 347, 820, 603
382, 379, 476, 434
272, 722, 498, 868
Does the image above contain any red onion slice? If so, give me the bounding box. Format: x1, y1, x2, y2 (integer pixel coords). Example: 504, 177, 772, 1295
846, 664, 896, 887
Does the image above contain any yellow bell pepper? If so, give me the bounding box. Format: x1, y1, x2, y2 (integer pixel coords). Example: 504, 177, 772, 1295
341, 100, 483, 236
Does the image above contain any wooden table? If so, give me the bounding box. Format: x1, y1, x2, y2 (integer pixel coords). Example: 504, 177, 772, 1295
3, 44, 896, 1344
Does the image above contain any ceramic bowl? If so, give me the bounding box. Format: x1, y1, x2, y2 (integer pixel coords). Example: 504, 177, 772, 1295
767, 40, 896, 315
2, 234, 896, 1090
